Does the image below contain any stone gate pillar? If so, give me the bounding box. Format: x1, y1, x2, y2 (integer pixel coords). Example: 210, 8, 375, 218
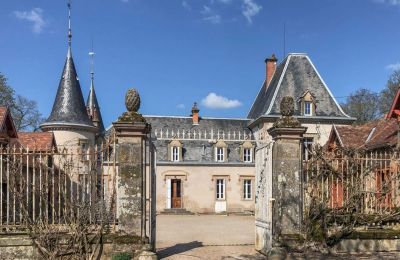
255, 96, 307, 258
113, 89, 151, 238
268, 127, 306, 241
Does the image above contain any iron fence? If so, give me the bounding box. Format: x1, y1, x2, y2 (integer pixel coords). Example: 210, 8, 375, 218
0, 137, 118, 232
304, 148, 400, 216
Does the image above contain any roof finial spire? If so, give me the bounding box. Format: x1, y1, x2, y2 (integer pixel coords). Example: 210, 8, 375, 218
67, 0, 72, 57
89, 40, 95, 86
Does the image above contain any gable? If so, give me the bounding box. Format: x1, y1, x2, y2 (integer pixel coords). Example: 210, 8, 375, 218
386, 87, 400, 119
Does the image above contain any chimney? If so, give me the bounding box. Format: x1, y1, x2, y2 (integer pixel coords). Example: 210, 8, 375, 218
265, 54, 278, 87
191, 102, 200, 125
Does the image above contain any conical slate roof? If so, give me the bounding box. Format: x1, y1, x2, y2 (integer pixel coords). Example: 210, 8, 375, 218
42, 49, 94, 128
87, 78, 105, 133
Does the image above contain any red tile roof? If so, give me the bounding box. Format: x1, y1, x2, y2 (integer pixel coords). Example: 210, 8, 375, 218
16, 132, 56, 152
332, 119, 399, 150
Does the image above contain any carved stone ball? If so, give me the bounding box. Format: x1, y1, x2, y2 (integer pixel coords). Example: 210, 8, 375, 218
125, 88, 141, 112
280, 96, 295, 116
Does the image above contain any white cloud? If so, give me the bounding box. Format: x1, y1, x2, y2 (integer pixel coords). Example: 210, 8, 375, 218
177, 103, 185, 109
201, 93, 242, 109
386, 62, 400, 70
374, 0, 400, 6
242, 0, 262, 24
182, 1, 191, 10
201, 5, 212, 15
203, 14, 222, 24
218, 0, 233, 4
201, 5, 222, 24
14, 8, 46, 34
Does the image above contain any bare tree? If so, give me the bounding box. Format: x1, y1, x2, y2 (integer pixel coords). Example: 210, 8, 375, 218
341, 88, 380, 124
0, 72, 45, 131
380, 69, 400, 115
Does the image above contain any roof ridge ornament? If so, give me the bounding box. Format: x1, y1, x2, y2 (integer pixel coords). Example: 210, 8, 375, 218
67, 0, 72, 58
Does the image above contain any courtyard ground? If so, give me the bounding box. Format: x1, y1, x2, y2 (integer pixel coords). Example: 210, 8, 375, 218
155, 215, 400, 259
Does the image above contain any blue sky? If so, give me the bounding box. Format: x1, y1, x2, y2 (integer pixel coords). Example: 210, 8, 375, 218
0, 0, 399, 127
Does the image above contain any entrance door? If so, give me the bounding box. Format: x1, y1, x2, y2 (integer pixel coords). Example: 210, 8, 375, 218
171, 179, 182, 209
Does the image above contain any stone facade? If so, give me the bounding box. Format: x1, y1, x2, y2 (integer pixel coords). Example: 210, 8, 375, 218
145, 115, 256, 214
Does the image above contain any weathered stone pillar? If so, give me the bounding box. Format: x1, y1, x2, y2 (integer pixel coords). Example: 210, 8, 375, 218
258, 96, 307, 258
255, 97, 307, 259
113, 89, 150, 238
268, 127, 306, 241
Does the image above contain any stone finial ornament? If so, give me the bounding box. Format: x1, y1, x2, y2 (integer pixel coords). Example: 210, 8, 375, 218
118, 88, 146, 123
272, 96, 301, 128
280, 96, 295, 117
125, 88, 141, 112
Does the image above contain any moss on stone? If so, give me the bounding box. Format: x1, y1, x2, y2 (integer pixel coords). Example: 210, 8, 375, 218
346, 229, 400, 240
105, 234, 143, 244
118, 112, 146, 123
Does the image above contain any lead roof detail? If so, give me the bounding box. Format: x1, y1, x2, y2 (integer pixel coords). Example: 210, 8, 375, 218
248, 53, 353, 121
42, 50, 94, 128
87, 78, 105, 133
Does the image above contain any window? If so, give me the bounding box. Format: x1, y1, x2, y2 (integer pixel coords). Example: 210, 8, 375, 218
303, 138, 313, 161
216, 147, 224, 162
171, 146, 179, 162
304, 101, 312, 116
243, 148, 252, 163
216, 179, 225, 200
243, 179, 252, 200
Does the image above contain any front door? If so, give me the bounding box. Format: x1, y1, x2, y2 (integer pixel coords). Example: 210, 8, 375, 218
171, 179, 182, 208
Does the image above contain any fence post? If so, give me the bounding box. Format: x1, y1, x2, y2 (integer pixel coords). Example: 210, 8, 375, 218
112, 89, 154, 255
266, 97, 307, 257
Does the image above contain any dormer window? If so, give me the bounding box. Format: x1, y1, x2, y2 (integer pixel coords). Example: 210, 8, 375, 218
171, 146, 179, 162
168, 139, 182, 162
214, 140, 227, 162
299, 90, 316, 116
241, 141, 254, 163
304, 101, 312, 116
216, 147, 224, 162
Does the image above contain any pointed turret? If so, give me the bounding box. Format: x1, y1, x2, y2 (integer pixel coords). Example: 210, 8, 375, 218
41, 1, 96, 132
87, 72, 105, 134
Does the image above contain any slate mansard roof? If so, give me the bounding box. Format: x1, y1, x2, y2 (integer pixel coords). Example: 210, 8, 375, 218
248, 53, 354, 122
144, 115, 254, 164
41, 50, 95, 130
144, 116, 252, 137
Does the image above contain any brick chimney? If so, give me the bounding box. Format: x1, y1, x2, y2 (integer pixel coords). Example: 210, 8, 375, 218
191, 102, 200, 125
265, 54, 278, 87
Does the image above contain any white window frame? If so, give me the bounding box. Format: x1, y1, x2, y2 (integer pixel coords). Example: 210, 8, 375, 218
216, 147, 224, 162
304, 101, 312, 116
303, 138, 314, 161
171, 146, 179, 162
216, 179, 226, 200
243, 179, 252, 200
243, 148, 252, 163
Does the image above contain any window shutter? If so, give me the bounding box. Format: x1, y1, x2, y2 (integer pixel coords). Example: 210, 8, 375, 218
167, 145, 171, 161
224, 147, 228, 162
179, 147, 183, 161
240, 146, 244, 162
